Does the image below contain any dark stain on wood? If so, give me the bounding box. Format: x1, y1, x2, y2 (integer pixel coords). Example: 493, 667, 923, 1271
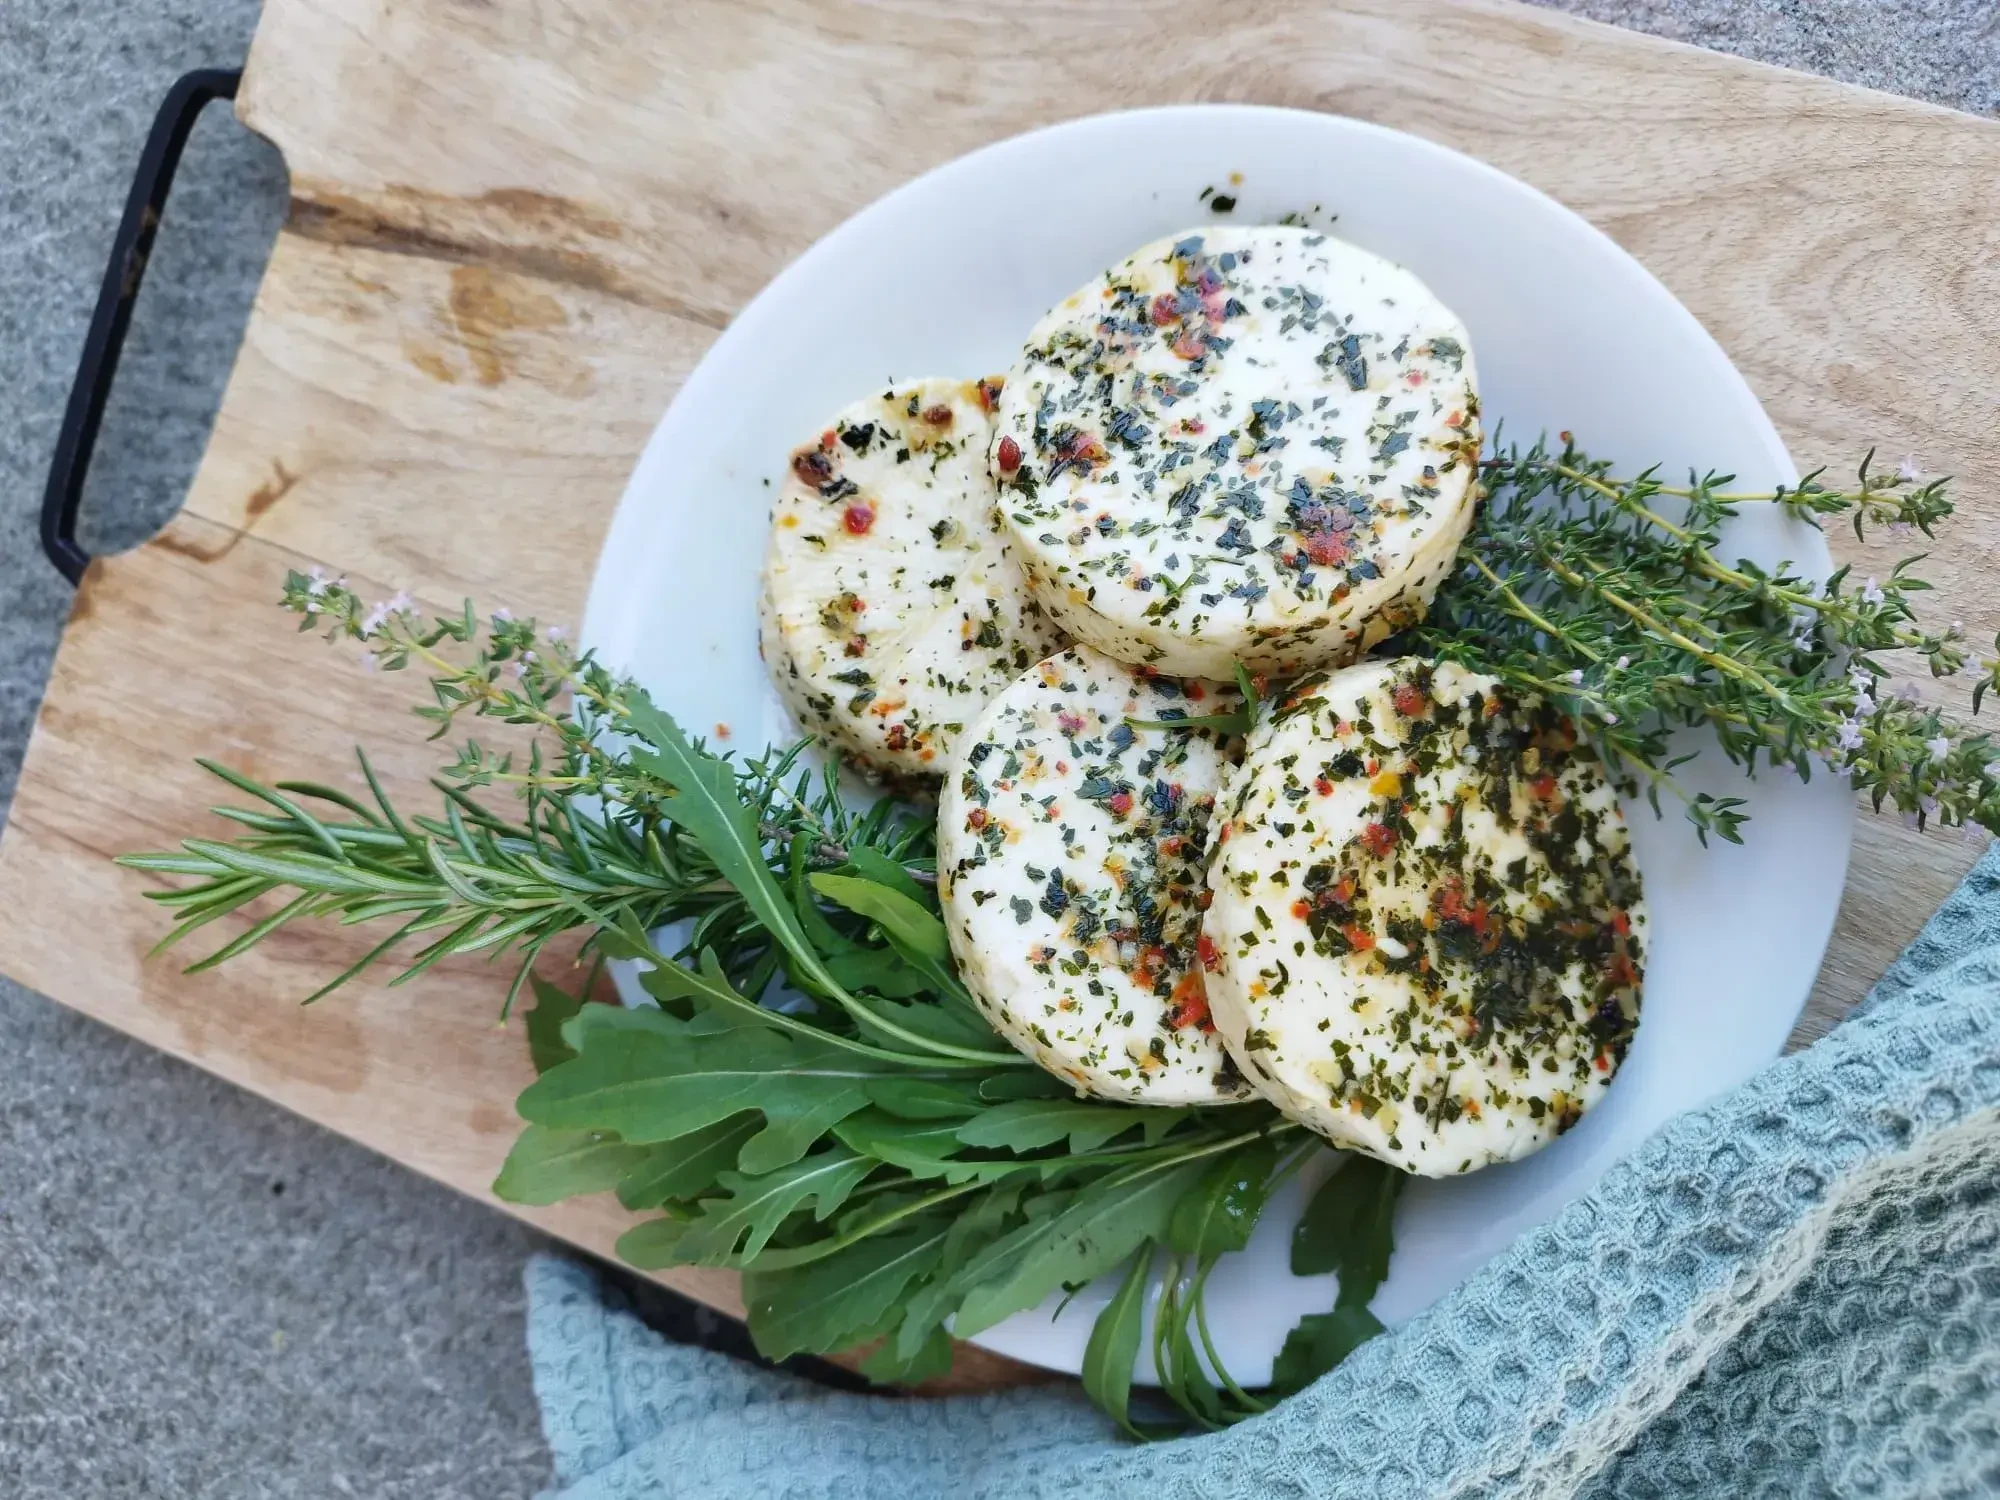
447, 265, 567, 385
150, 527, 243, 565
286, 180, 726, 329
244, 459, 300, 523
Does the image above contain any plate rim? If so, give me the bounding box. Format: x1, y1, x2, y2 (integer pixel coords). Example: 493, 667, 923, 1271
580, 101, 1855, 1384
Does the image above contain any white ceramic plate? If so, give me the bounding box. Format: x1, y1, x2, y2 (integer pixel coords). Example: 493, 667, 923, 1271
582, 105, 1853, 1386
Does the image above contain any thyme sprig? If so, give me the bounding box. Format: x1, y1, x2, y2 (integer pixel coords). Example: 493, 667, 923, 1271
1410, 439, 2000, 843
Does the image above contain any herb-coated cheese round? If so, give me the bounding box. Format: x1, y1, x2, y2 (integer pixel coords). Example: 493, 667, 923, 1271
937, 645, 1253, 1105
759, 378, 1067, 784
1203, 658, 1646, 1175
993, 227, 1480, 681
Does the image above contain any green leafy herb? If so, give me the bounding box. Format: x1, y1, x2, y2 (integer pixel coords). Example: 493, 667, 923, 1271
128, 435, 1983, 1436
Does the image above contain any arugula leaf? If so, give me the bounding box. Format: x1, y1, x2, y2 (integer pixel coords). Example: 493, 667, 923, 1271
864, 1078, 983, 1121
810, 874, 949, 962
517, 1025, 892, 1174
615, 1215, 691, 1270
844, 845, 934, 910
821, 948, 932, 999
1291, 1153, 1405, 1307
1267, 1304, 1383, 1396
1167, 1136, 1282, 1258
858, 1323, 954, 1386
524, 974, 582, 1074
976, 1070, 1073, 1103
614, 1114, 761, 1210
1082, 1244, 1155, 1438
834, 1109, 1013, 1184
955, 1098, 1174, 1155
744, 1220, 953, 1361
671, 1147, 877, 1265
492, 1123, 652, 1206
950, 1156, 1208, 1337
888, 1178, 1033, 1362
810, 873, 971, 1008
622, 694, 828, 987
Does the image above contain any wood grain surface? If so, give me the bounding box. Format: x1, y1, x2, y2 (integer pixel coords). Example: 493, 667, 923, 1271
3, 0, 1996, 1390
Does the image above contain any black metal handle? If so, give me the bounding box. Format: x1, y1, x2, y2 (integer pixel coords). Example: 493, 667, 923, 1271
41, 67, 243, 585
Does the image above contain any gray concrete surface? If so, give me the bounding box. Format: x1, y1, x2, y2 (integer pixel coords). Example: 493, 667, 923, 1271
0, 1, 1991, 1495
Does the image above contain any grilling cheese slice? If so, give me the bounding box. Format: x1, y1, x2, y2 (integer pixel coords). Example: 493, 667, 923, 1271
760, 377, 1067, 783
937, 645, 1253, 1104
994, 226, 1480, 680
1203, 658, 1646, 1174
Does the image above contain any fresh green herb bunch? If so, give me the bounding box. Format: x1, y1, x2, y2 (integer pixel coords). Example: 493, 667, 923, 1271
1410, 440, 2000, 843
118, 438, 1995, 1433
121, 575, 1387, 1431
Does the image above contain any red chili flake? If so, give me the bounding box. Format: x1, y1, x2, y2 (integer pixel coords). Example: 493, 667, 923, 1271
1444, 409, 1465, 429
1057, 710, 1086, 734
1171, 328, 1209, 361
1594, 1052, 1611, 1073
842, 503, 876, 535
1167, 972, 1213, 1031
1290, 898, 1312, 920
1314, 775, 1335, 796
1435, 879, 1491, 938
1360, 822, 1398, 857
1107, 790, 1134, 816
1559, 431, 1574, 446
967, 807, 988, 830
1196, 888, 1213, 910
976, 376, 1004, 410
1055, 430, 1107, 469
820, 429, 838, 450
1610, 910, 1632, 937
1605, 951, 1639, 988
1404, 369, 1425, 388
842, 635, 868, 658
1343, 923, 1376, 952
1528, 773, 1561, 804
1320, 875, 1357, 907
996, 435, 1023, 473
1392, 681, 1429, 718
921, 403, 954, 426
1149, 293, 1182, 325
1196, 933, 1220, 972
791, 447, 833, 484
1302, 529, 1354, 566
1185, 683, 1206, 702
885, 724, 909, 752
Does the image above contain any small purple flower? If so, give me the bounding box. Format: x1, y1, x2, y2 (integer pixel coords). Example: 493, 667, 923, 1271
1615, 655, 1629, 671
545, 625, 568, 643
1836, 718, 1866, 751
493, 606, 513, 622
1897, 454, 1922, 483
1602, 710, 1619, 725
1566, 668, 1584, 686
1926, 736, 1952, 762
1861, 578, 1886, 605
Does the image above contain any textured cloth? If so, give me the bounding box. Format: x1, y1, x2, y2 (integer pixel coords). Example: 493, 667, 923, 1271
526, 848, 2000, 1499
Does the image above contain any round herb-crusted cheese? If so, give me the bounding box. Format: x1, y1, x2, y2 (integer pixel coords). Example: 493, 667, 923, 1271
1203, 658, 1645, 1174
759, 377, 1067, 784
937, 645, 1253, 1105
992, 227, 1480, 680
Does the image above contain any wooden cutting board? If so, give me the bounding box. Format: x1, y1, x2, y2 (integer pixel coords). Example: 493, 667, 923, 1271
5, 0, 1997, 1391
